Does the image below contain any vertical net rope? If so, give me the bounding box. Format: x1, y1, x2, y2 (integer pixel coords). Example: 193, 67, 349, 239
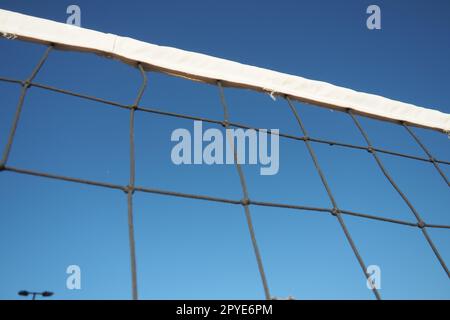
218, 81, 271, 300
126, 63, 148, 300
286, 97, 382, 300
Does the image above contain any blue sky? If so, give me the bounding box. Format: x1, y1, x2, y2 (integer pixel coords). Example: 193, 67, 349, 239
0, 0, 449, 299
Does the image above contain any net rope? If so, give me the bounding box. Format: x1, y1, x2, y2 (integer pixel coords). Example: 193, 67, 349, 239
0, 44, 449, 300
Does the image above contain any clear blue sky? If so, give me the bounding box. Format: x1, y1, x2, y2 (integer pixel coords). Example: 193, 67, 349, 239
0, 0, 449, 299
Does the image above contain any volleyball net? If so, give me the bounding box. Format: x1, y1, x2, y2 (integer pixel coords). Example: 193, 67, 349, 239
0, 9, 449, 300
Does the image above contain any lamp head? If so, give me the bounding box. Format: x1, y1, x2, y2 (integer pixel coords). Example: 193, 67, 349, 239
42, 291, 54, 297
18, 290, 29, 296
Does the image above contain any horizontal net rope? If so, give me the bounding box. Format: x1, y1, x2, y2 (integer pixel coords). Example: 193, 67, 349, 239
1, 9, 449, 132
1, 12, 449, 299
0, 76, 448, 168
5, 164, 448, 230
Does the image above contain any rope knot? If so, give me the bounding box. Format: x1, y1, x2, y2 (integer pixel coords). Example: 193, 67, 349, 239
1, 32, 17, 40
331, 208, 339, 216
22, 81, 31, 89
123, 185, 135, 194
417, 220, 426, 229
241, 198, 251, 206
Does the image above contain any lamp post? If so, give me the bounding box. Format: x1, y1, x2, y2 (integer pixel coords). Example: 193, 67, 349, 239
18, 290, 54, 300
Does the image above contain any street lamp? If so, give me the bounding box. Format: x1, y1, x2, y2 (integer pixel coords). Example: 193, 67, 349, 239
18, 290, 54, 300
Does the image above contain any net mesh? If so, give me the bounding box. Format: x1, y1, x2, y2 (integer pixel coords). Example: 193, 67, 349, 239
0, 41, 449, 300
